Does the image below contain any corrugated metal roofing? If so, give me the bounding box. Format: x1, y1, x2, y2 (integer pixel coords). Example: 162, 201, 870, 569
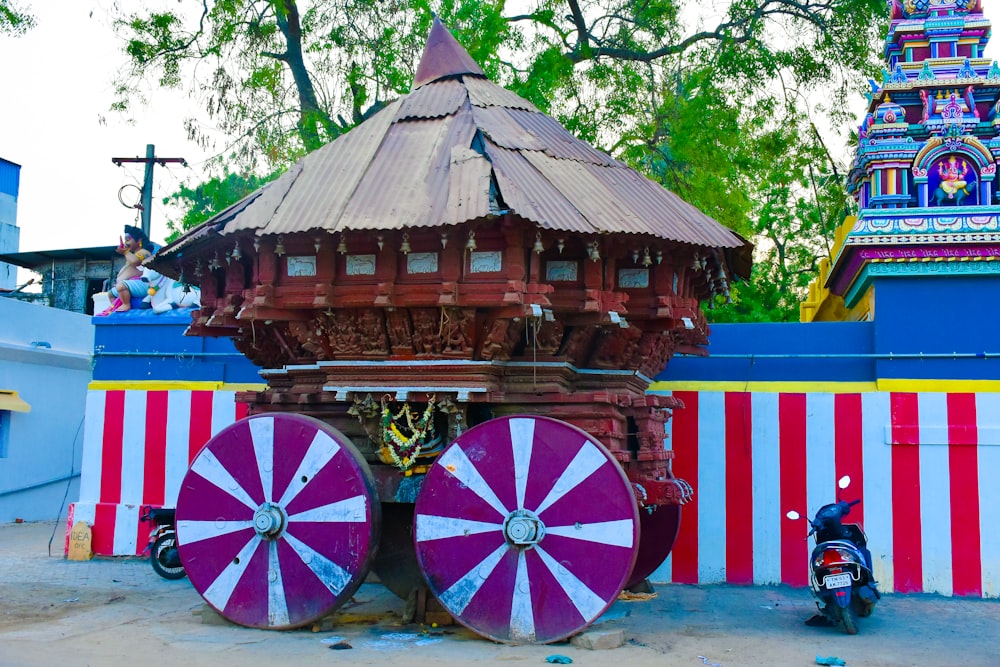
158, 17, 751, 270
471, 106, 547, 151
446, 145, 493, 225
395, 79, 468, 121
508, 109, 621, 167
338, 104, 478, 230
0, 245, 118, 270
487, 142, 594, 232
236, 100, 402, 236
464, 76, 537, 112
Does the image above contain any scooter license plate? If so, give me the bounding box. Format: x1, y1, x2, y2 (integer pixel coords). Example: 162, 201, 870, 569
824, 573, 852, 589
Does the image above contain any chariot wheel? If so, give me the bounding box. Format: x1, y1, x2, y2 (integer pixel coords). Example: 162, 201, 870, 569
175, 413, 380, 629
625, 504, 681, 590
414, 415, 640, 644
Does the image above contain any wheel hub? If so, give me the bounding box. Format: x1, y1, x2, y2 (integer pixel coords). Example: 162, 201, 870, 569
253, 503, 287, 539
503, 509, 545, 547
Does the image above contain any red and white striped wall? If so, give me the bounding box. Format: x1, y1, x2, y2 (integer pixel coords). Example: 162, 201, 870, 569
649, 387, 1000, 598
68, 385, 253, 556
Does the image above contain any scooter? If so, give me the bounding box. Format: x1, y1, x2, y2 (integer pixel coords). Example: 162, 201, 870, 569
786, 476, 880, 634
140, 505, 186, 580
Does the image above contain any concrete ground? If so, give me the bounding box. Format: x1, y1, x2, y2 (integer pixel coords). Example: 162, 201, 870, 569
1, 521, 998, 667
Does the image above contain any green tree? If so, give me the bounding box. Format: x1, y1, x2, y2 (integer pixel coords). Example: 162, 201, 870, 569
1, 0, 35, 36
112, 0, 884, 169
162, 170, 282, 243
704, 81, 858, 323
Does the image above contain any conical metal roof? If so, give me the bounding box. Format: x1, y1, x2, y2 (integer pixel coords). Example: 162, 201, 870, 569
413, 18, 485, 88
159, 19, 751, 277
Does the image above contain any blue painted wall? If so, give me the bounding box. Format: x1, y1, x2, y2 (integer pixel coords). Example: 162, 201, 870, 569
92, 309, 261, 383
656, 275, 1000, 384
872, 275, 1000, 380
657, 321, 876, 383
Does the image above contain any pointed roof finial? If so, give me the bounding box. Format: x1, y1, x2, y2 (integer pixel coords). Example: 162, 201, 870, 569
412, 17, 485, 89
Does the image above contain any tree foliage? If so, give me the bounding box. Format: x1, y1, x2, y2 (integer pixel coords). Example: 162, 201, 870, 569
162, 170, 282, 243
1, 0, 35, 37
114, 0, 888, 320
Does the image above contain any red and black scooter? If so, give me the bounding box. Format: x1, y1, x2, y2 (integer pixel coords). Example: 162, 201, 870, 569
786, 476, 880, 634
140, 506, 186, 580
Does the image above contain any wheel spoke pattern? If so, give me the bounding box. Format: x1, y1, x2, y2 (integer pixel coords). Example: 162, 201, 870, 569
414, 415, 639, 643
176, 413, 379, 629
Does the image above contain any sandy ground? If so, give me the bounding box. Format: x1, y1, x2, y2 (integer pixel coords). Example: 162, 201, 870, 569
2, 521, 999, 667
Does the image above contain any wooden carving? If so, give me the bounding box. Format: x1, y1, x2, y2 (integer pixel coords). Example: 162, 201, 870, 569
234, 322, 303, 368
588, 325, 642, 369
480, 318, 522, 361
632, 331, 677, 378
559, 326, 597, 366
442, 307, 475, 356
289, 318, 332, 361
532, 319, 564, 355
386, 310, 415, 354
411, 308, 442, 355
359, 309, 390, 356
328, 310, 364, 356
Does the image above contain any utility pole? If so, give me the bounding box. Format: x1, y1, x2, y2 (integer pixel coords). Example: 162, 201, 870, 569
111, 144, 187, 239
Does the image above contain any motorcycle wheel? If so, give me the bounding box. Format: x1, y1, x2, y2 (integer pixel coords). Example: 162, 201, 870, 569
837, 599, 859, 635
150, 534, 187, 580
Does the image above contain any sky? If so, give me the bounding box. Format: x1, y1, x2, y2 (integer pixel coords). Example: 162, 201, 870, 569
3, 1, 1000, 258
0, 1, 217, 254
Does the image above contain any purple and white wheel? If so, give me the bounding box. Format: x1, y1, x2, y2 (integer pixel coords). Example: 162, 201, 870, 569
175, 413, 380, 629
414, 415, 640, 644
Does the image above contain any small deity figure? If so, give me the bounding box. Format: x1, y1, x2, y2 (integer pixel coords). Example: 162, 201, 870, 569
103, 225, 153, 313
938, 156, 970, 198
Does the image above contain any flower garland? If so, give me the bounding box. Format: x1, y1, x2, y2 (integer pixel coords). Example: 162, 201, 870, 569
380, 395, 436, 471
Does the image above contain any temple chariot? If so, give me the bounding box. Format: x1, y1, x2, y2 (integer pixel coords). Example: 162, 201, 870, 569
152, 20, 751, 643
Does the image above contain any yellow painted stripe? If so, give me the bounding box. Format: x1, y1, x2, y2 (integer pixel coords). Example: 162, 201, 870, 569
88, 381, 267, 391
648, 381, 878, 393
649, 379, 1000, 393
875, 379, 1000, 392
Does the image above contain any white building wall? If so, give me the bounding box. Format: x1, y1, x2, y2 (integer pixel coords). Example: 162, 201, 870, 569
0, 298, 93, 522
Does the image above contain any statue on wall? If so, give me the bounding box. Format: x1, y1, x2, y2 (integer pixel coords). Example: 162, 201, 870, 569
930, 155, 977, 206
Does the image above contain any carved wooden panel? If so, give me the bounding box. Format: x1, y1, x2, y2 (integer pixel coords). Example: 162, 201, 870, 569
479, 318, 523, 361
289, 318, 331, 360
441, 307, 475, 356
560, 326, 597, 366
532, 319, 564, 355
589, 326, 643, 369
411, 308, 442, 355
386, 310, 415, 354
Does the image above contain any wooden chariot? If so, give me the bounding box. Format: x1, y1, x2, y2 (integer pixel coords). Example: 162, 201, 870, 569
153, 20, 750, 643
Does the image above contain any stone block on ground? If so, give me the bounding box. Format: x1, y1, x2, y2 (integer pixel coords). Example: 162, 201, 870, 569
194, 604, 232, 626
570, 627, 626, 650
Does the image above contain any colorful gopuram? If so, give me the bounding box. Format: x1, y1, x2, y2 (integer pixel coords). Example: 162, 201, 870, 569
802, 0, 1000, 322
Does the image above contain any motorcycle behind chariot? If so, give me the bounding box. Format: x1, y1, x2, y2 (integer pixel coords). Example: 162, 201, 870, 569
786, 476, 880, 634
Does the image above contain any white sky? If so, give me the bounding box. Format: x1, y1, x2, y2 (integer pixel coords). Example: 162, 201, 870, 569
0, 1, 217, 254
3, 2, 1000, 256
